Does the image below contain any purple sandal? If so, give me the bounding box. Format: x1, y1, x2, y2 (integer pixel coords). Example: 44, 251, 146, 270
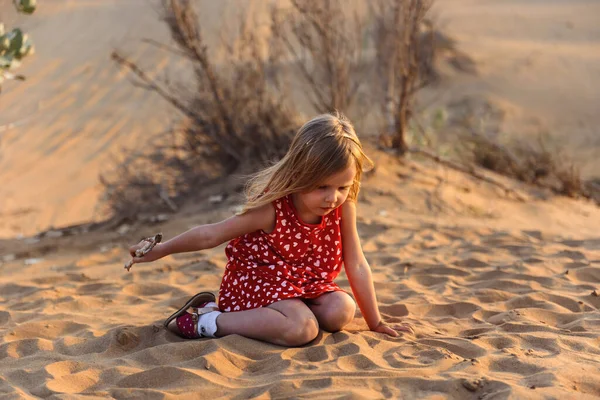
164, 292, 219, 339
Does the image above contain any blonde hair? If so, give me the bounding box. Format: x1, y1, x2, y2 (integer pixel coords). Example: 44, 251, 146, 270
240, 112, 374, 214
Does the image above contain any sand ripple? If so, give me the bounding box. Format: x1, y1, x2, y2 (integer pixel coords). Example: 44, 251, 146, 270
1, 221, 599, 398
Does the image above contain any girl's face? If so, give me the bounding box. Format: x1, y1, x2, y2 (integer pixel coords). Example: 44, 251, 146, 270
292, 164, 356, 224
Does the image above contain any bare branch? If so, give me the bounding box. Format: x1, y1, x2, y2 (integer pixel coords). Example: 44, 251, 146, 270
373, 0, 434, 153
141, 38, 192, 59
110, 51, 242, 162
162, 0, 238, 144
274, 0, 368, 114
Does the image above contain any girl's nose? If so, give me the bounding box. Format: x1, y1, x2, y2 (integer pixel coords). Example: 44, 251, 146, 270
325, 191, 337, 203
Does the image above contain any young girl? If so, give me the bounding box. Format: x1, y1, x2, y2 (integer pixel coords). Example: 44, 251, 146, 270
128, 113, 412, 346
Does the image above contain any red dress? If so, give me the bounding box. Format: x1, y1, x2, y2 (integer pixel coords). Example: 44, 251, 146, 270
218, 195, 344, 312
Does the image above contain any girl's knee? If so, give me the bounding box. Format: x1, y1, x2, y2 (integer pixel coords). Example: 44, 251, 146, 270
320, 294, 356, 332
282, 314, 319, 346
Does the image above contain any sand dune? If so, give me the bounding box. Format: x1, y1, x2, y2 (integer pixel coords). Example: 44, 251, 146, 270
0, 0, 183, 238
1, 0, 599, 237
431, 0, 600, 178
1, 154, 600, 398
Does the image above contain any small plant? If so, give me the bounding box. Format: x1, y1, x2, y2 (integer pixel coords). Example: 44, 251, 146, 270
451, 106, 597, 203
0, 0, 37, 91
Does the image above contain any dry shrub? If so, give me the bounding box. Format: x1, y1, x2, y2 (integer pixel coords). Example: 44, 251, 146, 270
456, 116, 596, 203
370, 0, 434, 153
101, 0, 301, 219
270, 0, 450, 134
102, 0, 498, 220
271, 0, 370, 114
99, 122, 222, 220
412, 96, 598, 204
160, 0, 300, 169
101, 0, 394, 219
270, 0, 459, 154
466, 134, 577, 189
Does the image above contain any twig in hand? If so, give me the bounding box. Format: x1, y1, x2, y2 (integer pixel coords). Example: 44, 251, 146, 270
124, 233, 163, 271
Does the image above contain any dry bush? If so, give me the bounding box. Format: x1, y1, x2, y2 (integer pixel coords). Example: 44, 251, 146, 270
102, 0, 301, 219
270, 0, 370, 115
99, 122, 221, 220
457, 121, 596, 203
370, 0, 434, 153
270, 0, 444, 150
414, 97, 598, 205
103, 0, 523, 221
101, 0, 423, 220
159, 0, 299, 168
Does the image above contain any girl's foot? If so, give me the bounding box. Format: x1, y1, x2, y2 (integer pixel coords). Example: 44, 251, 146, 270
164, 292, 219, 339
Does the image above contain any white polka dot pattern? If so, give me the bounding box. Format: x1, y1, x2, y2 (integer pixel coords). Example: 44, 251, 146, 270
218, 195, 344, 312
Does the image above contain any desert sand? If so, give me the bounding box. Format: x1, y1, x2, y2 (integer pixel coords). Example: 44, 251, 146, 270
1, 153, 600, 399
1, 0, 600, 399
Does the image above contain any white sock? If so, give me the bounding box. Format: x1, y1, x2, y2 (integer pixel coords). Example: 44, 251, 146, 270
204, 302, 218, 308
197, 310, 221, 337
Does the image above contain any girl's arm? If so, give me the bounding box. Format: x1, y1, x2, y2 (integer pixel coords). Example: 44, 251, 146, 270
129, 203, 275, 263
340, 201, 400, 337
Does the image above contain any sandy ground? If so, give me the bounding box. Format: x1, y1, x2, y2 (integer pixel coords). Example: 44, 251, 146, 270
1, 0, 599, 398
1, 152, 600, 399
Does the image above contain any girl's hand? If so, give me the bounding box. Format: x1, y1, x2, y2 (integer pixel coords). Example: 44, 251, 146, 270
372, 321, 414, 337
125, 233, 163, 271
128, 241, 162, 264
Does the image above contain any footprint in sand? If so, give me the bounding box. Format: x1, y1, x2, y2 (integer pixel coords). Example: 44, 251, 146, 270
113, 328, 140, 351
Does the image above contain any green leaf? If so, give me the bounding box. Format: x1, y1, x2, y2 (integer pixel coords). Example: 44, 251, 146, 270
14, 0, 37, 14
6, 29, 24, 57
0, 55, 12, 69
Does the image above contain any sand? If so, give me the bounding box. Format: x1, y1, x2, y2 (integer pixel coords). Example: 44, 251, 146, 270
1, 0, 600, 398
1, 152, 600, 399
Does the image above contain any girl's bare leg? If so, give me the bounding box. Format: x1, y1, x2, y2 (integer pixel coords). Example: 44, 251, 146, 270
215, 298, 319, 347
305, 291, 356, 332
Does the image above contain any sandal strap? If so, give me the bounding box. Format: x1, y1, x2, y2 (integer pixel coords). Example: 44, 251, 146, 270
192, 306, 219, 315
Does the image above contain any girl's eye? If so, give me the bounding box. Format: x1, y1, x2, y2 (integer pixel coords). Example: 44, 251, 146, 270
340, 186, 349, 191
318, 186, 327, 190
